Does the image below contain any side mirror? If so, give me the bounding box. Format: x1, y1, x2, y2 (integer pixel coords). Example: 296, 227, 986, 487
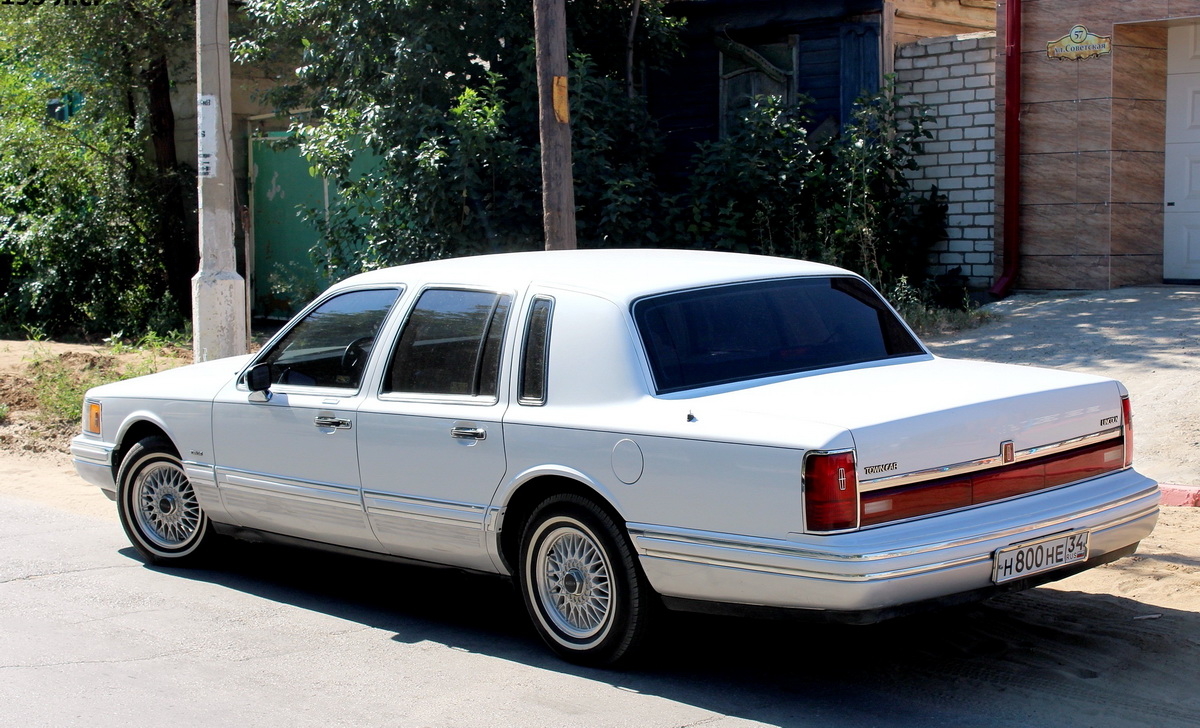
246, 362, 272, 398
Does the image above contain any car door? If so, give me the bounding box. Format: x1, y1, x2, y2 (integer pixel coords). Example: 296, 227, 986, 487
211, 287, 402, 550
356, 287, 512, 571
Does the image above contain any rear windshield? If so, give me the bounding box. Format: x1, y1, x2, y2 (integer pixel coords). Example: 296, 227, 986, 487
634, 276, 924, 393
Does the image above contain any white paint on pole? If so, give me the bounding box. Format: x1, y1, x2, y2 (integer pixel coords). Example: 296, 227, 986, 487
197, 94, 218, 179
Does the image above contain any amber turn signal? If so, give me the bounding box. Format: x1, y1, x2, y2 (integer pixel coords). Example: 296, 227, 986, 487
84, 401, 101, 435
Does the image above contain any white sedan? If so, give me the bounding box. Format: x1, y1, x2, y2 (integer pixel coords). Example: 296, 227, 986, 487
71, 250, 1159, 665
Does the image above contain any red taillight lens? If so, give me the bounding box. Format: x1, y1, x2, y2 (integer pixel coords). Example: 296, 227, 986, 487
860, 477, 972, 527
1122, 395, 1133, 468
804, 451, 858, 532
859, 439, 1125, 526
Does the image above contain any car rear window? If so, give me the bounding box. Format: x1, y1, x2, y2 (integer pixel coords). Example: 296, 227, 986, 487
634, 276, 924, 393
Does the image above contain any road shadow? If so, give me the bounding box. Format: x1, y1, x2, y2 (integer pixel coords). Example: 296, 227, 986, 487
130, 540, 1200, 728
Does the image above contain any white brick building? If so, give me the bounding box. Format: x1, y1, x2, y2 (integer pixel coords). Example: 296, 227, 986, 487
895, 32, 997, 289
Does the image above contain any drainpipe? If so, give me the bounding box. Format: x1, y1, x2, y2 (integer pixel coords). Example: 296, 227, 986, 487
990, 0, 1021, 297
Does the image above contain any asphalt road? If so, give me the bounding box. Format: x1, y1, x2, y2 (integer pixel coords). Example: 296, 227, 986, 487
2, 490, 1198, 728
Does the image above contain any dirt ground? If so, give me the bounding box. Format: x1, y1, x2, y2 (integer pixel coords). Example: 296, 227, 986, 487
0, 339, 187, 457
0, 289, 1197, 721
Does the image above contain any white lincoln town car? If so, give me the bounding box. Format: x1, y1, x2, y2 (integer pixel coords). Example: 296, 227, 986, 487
71, 250, 1159, 665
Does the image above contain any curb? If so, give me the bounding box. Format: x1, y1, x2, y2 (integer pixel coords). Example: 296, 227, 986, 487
1159, 484, 1200, 507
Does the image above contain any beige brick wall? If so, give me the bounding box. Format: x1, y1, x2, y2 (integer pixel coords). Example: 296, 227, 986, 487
995, 0, 1168, 290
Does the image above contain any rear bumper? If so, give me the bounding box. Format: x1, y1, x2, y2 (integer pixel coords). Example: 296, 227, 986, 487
70, 434, 117, 500
629, 468, 1158, 616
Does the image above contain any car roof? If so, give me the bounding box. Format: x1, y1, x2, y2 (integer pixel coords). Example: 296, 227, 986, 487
330, 249, 853, 303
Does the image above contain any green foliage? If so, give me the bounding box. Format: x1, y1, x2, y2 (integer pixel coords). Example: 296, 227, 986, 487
1, 1, 191, 120
887, 275, 993, 337
236, 0, 681, 279
20, 323, 48, 342
676, 97, 817, 255
0, 4, 193, 338
131, 327, 193, 352
0, 65, 170, 335
674, 80, 946, 290
29, 353, 101, 424
23, 344, 112, 424
104, 326, 192, 357
237, 0, 947, 296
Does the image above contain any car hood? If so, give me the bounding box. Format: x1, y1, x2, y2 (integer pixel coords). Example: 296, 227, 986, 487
87, 354, 254, 402
690, 356, 1124, 478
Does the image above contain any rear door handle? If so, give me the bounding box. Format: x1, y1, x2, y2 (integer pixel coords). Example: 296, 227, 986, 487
314, 415, 352, 430
450, 426, 486, 440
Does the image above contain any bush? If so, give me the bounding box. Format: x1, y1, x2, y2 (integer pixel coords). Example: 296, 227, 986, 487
673, 79, 946, 291
0, 7, 193, 339
888, 275, 993, 337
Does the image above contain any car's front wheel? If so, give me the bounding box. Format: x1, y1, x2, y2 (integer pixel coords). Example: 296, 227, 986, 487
518, 494, 654, 666
116, 436, 214, 565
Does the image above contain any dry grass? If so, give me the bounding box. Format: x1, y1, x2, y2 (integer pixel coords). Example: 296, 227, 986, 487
0, 342, 189, 457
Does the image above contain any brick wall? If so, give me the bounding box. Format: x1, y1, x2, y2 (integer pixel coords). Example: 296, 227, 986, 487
895, 32, 997, 289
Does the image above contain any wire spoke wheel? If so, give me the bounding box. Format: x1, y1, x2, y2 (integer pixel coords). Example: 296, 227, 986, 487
117, 436, 213, 565
536, 524, 614, 640
133, 461, 202, 550
519, 494, 655, 666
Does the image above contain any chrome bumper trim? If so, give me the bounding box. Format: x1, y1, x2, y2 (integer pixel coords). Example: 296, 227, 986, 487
628, 483, 1159, 566
70, 435, 117, 491
69, 436, 114, 466
633, 503, 1157, 583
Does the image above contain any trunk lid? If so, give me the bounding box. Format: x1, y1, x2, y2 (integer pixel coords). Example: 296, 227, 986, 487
704, 356, 1124, 480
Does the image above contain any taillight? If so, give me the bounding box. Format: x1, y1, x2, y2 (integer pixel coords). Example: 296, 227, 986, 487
1122, 395, 1133, 468
804, 450, 858, 532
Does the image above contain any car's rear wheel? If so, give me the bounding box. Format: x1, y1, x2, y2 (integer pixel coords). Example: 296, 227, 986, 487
117, 436, 213, 565
518, 494, 653, 666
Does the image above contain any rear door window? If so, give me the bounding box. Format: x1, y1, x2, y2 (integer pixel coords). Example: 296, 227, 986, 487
384, 288, 512, 397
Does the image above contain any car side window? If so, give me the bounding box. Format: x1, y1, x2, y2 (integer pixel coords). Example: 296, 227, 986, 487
385, 288, 512, 397
519, 297, 553, 405
259, 288, 401, 390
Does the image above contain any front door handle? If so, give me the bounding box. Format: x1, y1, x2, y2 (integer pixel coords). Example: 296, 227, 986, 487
451, 426, 486, 440
314, 415, 352, 430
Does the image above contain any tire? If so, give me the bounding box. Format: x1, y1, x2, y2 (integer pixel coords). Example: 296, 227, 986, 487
116, 436, 214, 566
518, 494, 654, 666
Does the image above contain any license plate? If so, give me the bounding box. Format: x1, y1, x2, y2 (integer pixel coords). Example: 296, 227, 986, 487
992, 531, 1089, 584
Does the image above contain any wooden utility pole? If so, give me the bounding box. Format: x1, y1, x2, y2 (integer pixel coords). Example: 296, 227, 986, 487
193, 0, 248, 361
534, 0, 577, 250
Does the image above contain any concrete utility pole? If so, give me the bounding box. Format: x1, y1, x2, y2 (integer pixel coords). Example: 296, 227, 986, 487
534, 0, 577, 250
193, 0, 248, 361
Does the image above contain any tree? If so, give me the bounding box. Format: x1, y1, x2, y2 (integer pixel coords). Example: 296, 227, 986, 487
0, 1, 195, 336
676, 85, 946, 290
234, 0, 682, 279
